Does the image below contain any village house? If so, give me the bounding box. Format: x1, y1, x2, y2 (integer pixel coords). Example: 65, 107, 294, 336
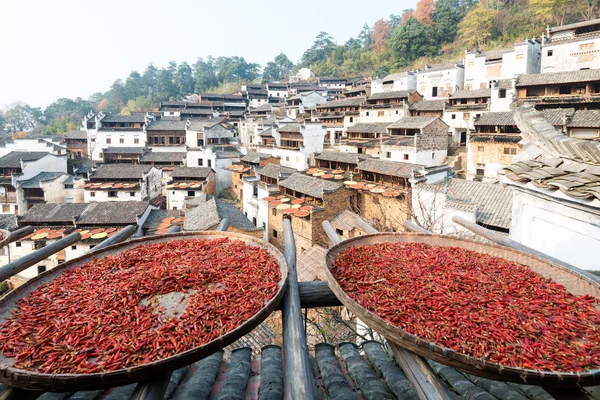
469, 112, 521, 182
330, 210, 373, 241
159, 101, 218, 119
314, 151, 370, 173
338, 123, 391, 157
500, 105, 600, 271
101, 147, 146, 164
242, 84, 269, 108
542, 108, 600, 139
285, 91, 327, 119
139, 151, 186, 167
290, 82, 327, 97
80, 164, 162, 203
463, 40, 541, 90
258, 122, 326, 171
370, 71, 417, 94
230, 153, 280, 205
16, 172, 72, 213
489, 79, 517, 112
515, 68, 600, 109
359, 91, 423, 123
319, 77, 347, 89
64, 130, 88, 160
84, 112, 148, 161
288, 67, 314, 83
383, 116, 449, 166
408, 100, 446, 118
416, 63, 465, 100
266, 82, 289, 99
541, 18, 600, 73
0, 138, 66, 158
4, 201, 153, 284
0, 151, 68, 215
144, 117, 187, 149
166, 167, 215, 210
314, 97, 365, 143
444, 89, 492, 147
341, 84, 370, 98
239, 116, 295, 150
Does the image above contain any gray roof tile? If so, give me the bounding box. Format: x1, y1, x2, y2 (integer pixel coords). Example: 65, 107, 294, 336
388, 116, 439, 130
345, 122, 391, 134
17, 172, 66, 188
474, 112, 516, 126
409, 100, 446, 111
450, 89, 491, 99
90, 164, 153, 180
0, 152, 50, 168
171, 167, 212, 179
20, 201, 149, 225
357, 158, 425, 178
517, 69, 600, 86
257, 164, 295, 179
314, 151, 370, 164
368, 91, 411, 100
279, 173, 342, 198
140, 152, 186, 163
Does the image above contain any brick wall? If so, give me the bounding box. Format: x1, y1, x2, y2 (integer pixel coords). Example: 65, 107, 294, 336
354, 191, 410, 231
205, 171, 216, 195
467, 140, 520, 181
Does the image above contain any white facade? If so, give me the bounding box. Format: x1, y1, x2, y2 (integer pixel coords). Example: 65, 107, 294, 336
186, 148, 238, 195
88, 130, 146, 161
541, 21, 600, 73
84, 168, 162, 203
167, 189, 205, 210
258, 122, 325, 171
19, 154, 68, 181
416, 65, 465, 100
359, 106, 405, 123
382, 147, 447, 167
371, 72, 417, 94
509, 185, 600, 271
490, 82, 517, 112
17, 174, 71, 213
0, 139, 66, 158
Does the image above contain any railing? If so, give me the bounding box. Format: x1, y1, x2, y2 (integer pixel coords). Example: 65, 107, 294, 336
0, 193, 16, 204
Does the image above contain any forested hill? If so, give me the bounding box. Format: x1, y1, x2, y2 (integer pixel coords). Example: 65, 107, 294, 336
1, 0, 598, 137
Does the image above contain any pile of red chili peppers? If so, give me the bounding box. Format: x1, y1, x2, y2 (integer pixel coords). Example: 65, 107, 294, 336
0, 238, 280, 374
332, 242, 600, 372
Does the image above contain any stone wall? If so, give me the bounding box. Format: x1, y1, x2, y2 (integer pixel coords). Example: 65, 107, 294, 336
467, 140, 520, 182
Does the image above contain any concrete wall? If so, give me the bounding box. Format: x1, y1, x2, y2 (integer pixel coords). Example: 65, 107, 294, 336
20, 154, 68, 180
167, 189, 205, 210
88, 130, 146, 161
359, 106, 405, 123
417, 66, 464, 100
84, 188, 143, 203
541, 36, 600, 73
411, 185, 477, 235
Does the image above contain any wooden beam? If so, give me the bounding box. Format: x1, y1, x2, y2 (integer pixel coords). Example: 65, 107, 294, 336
281, 219, 318, 399
389, 343, 453, 400
0, 233, 81, 282
87, 225, 137, 254
403, 221, 430, 234
0, 226, 34, 249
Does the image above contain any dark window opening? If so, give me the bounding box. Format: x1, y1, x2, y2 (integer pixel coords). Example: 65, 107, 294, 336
499, 89, 506, 98
559, 86, 571, 95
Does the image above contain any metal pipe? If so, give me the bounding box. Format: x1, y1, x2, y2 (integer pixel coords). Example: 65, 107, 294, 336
0, 226, 34, 249
87, 225, 137, 254
0, 233, 81, 283
281, 219, 318, 399
403, 220, 431, 234
321, 221, 342, 245
217, 218, 229, 232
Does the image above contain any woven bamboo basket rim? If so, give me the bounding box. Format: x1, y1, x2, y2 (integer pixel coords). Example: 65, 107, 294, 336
0, 231, 289, 391
0, 229, 11, 249
324, 232, 600, 387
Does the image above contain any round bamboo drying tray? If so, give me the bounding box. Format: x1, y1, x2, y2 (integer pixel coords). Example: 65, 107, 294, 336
324, 232, 600, 387
0, 231, 288, 391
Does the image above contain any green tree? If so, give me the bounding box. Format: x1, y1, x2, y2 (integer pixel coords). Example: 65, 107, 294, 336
262, 53, 294, 81
389, 17, 438, 65
142, 64, 159, 100
4, 103, 42, 133
300, 32, 335, 67
434, 0, 463, 45
0, 111, 5, 132
458, 5, 497, 48
176, 62, 195, 97
124, 71, 144, 100
193, 57, 219, 93
530, 0, 568, 25
156, 62, 177, 100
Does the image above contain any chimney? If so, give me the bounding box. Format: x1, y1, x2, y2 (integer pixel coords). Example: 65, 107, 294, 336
561, 113, 568, 133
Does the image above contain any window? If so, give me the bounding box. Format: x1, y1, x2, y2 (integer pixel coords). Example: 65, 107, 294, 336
515, 54, 523, 60
252, 217, 257, 226
386, 152, 391, 158
432, 153, 435, 159
336, 228, 344, 236
366, 112, 369, 116
91, 138, 96, 143
64, 184, 73, 189
108, 191, 117, 198
134, 138, 140, 144
106, 138, 112, 144
119, 137, 124, 144
463, 112, 471, 120
504, 147, 517, 155
378, 111, 384, 117
130, 192, 135, 197
478, 146, 484, 152
432, 87, 438, 97
273, 229, 278, 238
559, 86, 571, 95
90, 191, 96, 197
547, 50, 553, 57
499, 89, 506, 98
2, 205, 9, 213
15, 242, 21, 247
403, 154, 409, 160
286, 157, 290, 162
71, 245, 77, 250
198, 159, 203, 166
207, 160, 212, 168
187, 191, 195, 197
37, 265, 46, 274
169, 137, 174, 144
476, 168, 485, 176
272, 208, 276, 216
451, 114, 456, 120
349, 117, 353, 123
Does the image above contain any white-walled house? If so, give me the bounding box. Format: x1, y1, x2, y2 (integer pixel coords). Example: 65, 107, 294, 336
443, 89, 492, 146
416, 63, 465, 100
541, 18, 600, 73
266, 83, 289, 99
371, 71, 417, 94
4, 202, 153, 283
0, 152, 68, 215
82, 164, 162, 203
285, 91, 328, 119
382, 117, 449, 166
463, 40, 541, 90
0, 139, 66, 158
166, 167, 216, 210
359, 91, 423, 123
314, 97, 365, 144
16, 172, 71, 213
84, 112, 148, 161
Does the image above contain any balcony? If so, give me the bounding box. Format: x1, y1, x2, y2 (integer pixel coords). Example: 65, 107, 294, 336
0, 193, 16, 204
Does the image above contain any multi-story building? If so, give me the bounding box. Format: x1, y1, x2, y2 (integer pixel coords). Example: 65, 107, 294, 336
266, 83, 289, 99
0, 139, 66, 158
359, 91, 422, 123
339, 123, 391, 157
319, 77, 347, 89
166, 167, 215, 210
444, 89, 492, 146
0, 151, 68, 215
285, 91, 328, 119
314, 97, 364, 143
371, 71, 417, 94
16, 172, 72, 213
416, 63, 465, 100
541, 18, 600, 73
81, 164, 162, 203
383, 116, 449, 166
64, 130, 88, 160
409, 100, 445, 118
84, 112, 148, 161
463, 40, 541, 90
230, 153, 279, 205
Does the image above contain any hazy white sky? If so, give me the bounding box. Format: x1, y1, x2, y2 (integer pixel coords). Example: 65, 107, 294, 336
0, 0, 415, 109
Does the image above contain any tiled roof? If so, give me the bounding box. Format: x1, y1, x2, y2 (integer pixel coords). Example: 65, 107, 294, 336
140, 151, 186, 163
496, 79, 513, 89
171, 167, 213, 179
450, 89, 491, 99
19, 201, 149, 225
187, 120, 223, 131
367, 91, 410, 100
241, 152, 275, 163
100, 114, 146, 123
419, 62, 463, 73
474, 112, 516, 126
316, 97, 365, 109
279, 173, 342, 198
65, 130, 87, 139
17, 172, 66, 188
90, 164, 153, 180
102, 147, 145, 154
296, 245, 327, 281
0, 214, 18, 231
314, 151, 370, 164
388, 116, 439, 130
345, 122, 391, 134
257, 164, 295, 179
469, 135, 522, 143
357, 158, 425, 178
382, 71, 409, 81
567, 110, 600, 128
420, 178, 513, 229
18, 340, 564, 400
142, 209, 181, 233
183, 195, 260, 232
542, 108, 576, 125
278, 124, 302, 133
0, 152, 49, 168
549, 18, 600, 33
331, 210, 370, 233
145, 120, 187, 131
409, 100, 446, 111
516, 69, 600, 86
